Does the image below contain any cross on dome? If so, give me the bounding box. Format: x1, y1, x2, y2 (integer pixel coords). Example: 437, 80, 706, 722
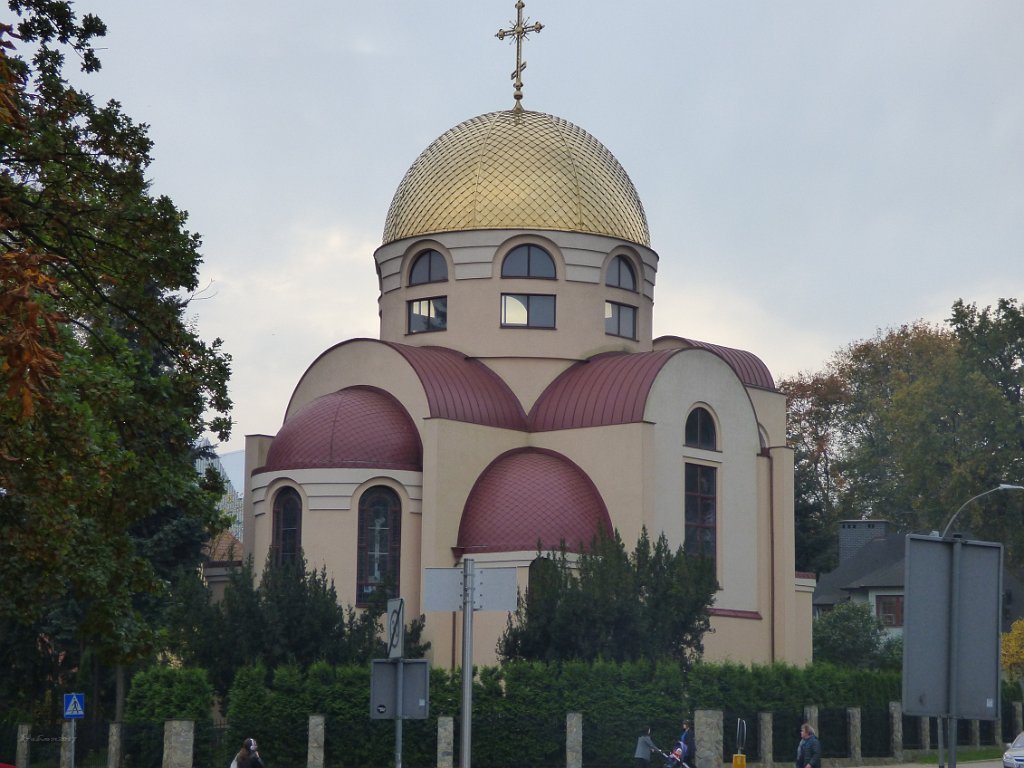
495, 0, 544, 112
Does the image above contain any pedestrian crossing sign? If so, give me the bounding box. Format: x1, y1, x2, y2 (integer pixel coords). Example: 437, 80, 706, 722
63, 693, 84, 719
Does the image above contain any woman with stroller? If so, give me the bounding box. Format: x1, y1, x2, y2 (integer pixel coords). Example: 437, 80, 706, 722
634, 726, 662, 768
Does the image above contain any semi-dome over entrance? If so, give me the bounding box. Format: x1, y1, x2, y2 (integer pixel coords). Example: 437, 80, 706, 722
382, 110, 650, 246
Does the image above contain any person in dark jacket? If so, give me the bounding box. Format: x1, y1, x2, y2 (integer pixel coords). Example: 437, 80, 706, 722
231, 738, 265, 768
679, 720, 694, 762
796, 724, 820, 768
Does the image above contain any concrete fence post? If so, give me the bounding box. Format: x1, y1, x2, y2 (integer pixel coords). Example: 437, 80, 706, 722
567, 712, 583, 768
108, 723, 123, 768
847, 708, 861, 763
60, 722, 74, 768
307, 715, 325, 768
162, 720, 194, 768
919, 717, 930, 751
970, 720, 980, 748
16, 724, 30, 768
1015, 702, 1023, 737
889, 702, 903, 762
437, 717, 454, 768
695, 709, 723, 768
802, 706, 818, 734
758, 712, 773, 768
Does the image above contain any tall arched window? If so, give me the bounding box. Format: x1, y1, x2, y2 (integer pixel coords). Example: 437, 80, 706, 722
272, 487, 302, 566
606, 255, 637, 291
501, 244, 556, 278
409, 249, 448, 285
685, 406, 717, 450
684, 463, 716, 565
357, 486, 402, 605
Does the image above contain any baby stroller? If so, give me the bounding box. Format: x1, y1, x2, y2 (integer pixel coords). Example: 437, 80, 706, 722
661, 743, 691, 768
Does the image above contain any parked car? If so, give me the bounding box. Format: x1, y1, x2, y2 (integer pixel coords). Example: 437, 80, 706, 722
1005, 732, 1024, 768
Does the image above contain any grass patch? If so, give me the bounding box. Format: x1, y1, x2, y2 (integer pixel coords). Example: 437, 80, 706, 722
911, 746, 1004, 763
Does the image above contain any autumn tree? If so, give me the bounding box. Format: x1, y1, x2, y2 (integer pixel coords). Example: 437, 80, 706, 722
1002, 618, 1024, 700
780, 305, 1024, 566
0, 1, 231, 721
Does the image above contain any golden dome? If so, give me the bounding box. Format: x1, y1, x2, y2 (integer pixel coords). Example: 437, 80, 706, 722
382, 110, 650, 246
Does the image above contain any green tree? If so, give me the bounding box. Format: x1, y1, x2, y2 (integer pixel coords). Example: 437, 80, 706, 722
498, 528, 718, 665
780, 307, 1024, 564
812, 601, 892, 669
0, 0, 231, 721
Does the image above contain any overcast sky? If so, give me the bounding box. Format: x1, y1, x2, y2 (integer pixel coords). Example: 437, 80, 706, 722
66, 1, 1024, 458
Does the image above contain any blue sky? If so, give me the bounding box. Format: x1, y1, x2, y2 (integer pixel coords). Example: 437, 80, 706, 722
66, 1, 1024, 456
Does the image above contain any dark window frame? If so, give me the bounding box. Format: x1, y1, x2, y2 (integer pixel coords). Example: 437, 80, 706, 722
407, 295, 447, 334
605, 300, 637, 339
685, 406, 718, 450
606, 255, 638, 291
408, 249, 448, 286
272, 486, 302, 566
501, 244, 556, 279
500, 293, 556, 328
684, 462, 717, 565
356, 486, 402, 606
876, 594, 904, 627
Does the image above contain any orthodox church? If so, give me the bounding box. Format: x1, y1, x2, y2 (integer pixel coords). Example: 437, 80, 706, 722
242, 5, 814, 667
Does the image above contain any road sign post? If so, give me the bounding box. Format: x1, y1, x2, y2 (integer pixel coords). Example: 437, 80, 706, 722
63, 693, 84, 768
424, 560, 517, 768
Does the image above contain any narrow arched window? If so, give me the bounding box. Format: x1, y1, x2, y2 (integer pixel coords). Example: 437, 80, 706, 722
606, 255, 637, 291
272, 487, 302, 566
685, 407, 717, 450
357, 486, 402, 605
501, 244, 555, 278
409, 249, 448, 285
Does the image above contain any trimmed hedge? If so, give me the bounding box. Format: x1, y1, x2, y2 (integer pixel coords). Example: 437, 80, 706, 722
223, 660, 903, 768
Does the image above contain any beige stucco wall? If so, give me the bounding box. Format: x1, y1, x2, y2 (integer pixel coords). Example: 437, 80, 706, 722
374, 230, 658, 362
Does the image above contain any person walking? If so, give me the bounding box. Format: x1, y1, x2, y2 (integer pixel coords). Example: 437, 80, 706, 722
796, 724, 820, 768
635, 726, 661, 768
230, 738, 265, 768
679, 720, 694, 763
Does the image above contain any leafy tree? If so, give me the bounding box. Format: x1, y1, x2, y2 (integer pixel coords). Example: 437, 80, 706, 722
1002, 618, 1024, 700
780, 305, 1024, 565
166, 554, 429, 701
0, 0, 231, 721
498, 528, 718, 665
812, 601, 894, 669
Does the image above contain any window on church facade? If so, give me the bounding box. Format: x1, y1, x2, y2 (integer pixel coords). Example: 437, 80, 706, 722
606, 255, 637, 291
357, 486, 402, 606
272, 487, 302, 566
684, 463, 716, 564
876, 594, 903, 627
501, 293, 555, 328
501, 244, 556, 278
605, 301, 637, 339
408, 296, 447, 333
409, 249, 448, 285
685, 406, 717, 450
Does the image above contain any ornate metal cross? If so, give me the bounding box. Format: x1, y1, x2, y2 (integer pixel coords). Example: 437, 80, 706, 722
496, 1, 544, 112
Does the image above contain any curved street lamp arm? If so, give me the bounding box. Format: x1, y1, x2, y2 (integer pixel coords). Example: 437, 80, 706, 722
940, 483, 1024, 538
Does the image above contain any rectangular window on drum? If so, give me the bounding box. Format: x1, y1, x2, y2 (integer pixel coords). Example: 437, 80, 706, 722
408, 296, 447, 333
501, 294, 555, 328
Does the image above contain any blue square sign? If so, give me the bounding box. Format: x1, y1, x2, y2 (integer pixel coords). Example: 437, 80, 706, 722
64, 693, 84, 719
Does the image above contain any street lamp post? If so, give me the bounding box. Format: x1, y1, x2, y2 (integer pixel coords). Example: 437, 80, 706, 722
939, 483, 1024, 538
935, 482, 1024, 768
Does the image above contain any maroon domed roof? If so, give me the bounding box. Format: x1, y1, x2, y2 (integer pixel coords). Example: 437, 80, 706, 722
656, 336, 776, 390
457, 448, 611, 554
262, 386, 422, 472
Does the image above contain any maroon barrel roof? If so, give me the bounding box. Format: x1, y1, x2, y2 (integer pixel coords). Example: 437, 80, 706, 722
529, 349, 679, 431
262, 386, 422, 472
457, 448, 612, 554
383, 343, 528, 431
